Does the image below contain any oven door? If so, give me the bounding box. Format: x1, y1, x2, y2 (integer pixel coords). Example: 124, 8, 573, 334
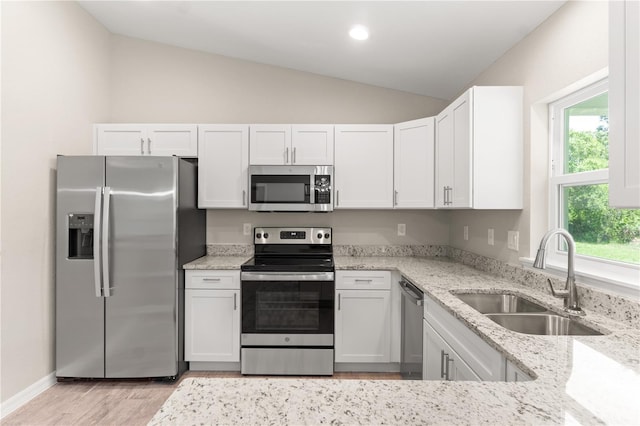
241, 272, 334, 346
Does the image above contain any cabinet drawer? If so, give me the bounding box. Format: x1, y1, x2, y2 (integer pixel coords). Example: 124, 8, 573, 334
336, 270, 391, 290
424, 296, 504, 381
186, 270, 240, 290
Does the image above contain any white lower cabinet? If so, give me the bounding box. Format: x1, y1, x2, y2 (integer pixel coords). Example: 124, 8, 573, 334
185, 270, 240, 363
335, 271, 391, 363
423, 295, 505, 381
423, 320, 480, 381
506, 361, 533, 382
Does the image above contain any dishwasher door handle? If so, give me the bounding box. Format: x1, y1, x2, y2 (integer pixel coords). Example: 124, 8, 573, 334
399, 280, 424, 306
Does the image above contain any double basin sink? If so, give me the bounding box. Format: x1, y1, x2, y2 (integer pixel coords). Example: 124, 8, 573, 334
454, 292, 603, 336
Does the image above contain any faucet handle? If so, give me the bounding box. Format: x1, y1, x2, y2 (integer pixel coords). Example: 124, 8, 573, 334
547, 279, 569, 299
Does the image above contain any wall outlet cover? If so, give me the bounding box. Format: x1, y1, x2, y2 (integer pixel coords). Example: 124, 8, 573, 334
243, 223, 252, 236
397, 223, 406, 236
508, 230, 519, 251
488, 228, 494, 246
463, 225, 469, 241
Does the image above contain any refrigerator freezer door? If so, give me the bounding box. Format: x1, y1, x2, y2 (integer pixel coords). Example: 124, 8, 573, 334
56, 156, 106, 378
104, 157, 178, 378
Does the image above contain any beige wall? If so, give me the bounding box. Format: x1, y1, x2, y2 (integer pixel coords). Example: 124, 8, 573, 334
109, 35, 451, 246
207, 210, 450, 246
109, 35, 448, 124
449, 1, 608, 263
1, 1, 110, 404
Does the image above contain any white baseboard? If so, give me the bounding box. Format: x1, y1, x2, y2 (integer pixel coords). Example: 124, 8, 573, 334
0, 372, 56, 419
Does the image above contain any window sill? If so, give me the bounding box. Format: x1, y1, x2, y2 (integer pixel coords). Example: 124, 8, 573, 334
520, 257, 640, 301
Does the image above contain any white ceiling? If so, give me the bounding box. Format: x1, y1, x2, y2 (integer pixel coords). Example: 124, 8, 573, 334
78, 1, 566, 100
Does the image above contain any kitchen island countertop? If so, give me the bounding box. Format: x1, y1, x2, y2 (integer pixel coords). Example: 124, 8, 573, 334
172, 254, 640, 425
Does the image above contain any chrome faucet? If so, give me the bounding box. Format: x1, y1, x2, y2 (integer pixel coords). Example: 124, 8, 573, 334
533, 228, 585, 316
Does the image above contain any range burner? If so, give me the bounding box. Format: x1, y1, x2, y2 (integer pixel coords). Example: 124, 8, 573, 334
241, 256, 334, 273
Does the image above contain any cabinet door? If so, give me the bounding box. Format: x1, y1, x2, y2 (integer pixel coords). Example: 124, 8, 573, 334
435, 108, 454, 208
423, 320, 480, 381
335, 290, 391, 363
249, 125, 291, 165
394, 117, 435, 208
95, 124, 147, 156
334, 125, 394, 209
435, 91, 472, 208
609, 0, 640, 208
451, 91, 472, 208
423, 319, 446, 380
146, 124, 198, 157
291, 125, 334, 165
198, 125, 249, 208
94, 124, 198, 157
185, 289, 240, 362
505, 361, 532, 382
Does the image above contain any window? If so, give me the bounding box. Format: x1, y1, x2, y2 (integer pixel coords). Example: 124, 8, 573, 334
549, 79, 640, 295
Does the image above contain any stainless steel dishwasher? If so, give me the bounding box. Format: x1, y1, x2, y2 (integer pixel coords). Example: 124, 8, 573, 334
399, 277, 424, 379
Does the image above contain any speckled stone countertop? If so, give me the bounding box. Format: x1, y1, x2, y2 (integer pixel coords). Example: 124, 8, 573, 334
168, 254, 640, 425
183, 255, 248, 270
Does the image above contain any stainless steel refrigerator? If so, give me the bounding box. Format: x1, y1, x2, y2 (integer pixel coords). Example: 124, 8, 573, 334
55, 156, 205, 379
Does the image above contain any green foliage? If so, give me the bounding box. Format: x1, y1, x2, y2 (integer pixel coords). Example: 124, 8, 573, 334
566, 121, 608, 173
565, 117, 640, 245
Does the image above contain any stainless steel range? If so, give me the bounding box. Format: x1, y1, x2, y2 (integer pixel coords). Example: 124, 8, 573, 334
240, 227, 334, 376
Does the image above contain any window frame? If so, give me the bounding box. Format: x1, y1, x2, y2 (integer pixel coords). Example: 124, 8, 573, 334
547, 78, 639, 298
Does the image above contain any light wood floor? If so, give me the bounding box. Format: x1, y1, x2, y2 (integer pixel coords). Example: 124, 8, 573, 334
2, 371, 401, 425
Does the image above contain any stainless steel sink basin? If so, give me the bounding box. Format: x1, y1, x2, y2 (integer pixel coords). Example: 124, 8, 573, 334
455, 292, 548, 314
486, 313, 603, 336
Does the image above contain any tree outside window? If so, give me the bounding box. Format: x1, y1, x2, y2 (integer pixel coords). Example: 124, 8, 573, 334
553, 84, 640, 266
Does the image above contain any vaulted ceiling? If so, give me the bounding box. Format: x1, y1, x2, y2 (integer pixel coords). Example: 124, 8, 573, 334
79, 1, 566, 100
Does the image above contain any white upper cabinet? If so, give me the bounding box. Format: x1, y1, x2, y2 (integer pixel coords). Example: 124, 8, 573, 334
609, 0, 640, 208
394, 117, 435, 209
435, 86, 523, 209
291, 125, 334, 165
198, 125, 249, 209
334, 125, 394, 209
249, 124, 333, 165
249, 125, 291, 165
94, 124, 198, 157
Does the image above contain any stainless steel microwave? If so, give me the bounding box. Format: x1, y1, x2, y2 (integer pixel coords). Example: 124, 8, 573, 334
248, 165, 333, 212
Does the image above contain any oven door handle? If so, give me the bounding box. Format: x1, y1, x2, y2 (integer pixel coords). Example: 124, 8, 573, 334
241, 271, 334, 281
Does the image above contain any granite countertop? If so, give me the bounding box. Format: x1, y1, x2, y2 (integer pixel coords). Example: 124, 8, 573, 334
183, 255, 248, 270
170, 254, 640, 425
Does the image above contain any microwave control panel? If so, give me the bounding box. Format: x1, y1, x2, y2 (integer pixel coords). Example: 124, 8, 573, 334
314, 175, 332, 204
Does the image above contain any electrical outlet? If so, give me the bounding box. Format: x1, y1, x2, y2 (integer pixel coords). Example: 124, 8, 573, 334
397, 224, 406, 236
488, 228, 494, 246
508, 230, 519, 251
243, 223, 252, 236
463, 225, 469, 241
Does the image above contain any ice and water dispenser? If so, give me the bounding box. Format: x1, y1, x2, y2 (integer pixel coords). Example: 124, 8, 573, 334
67, 214, 94, 259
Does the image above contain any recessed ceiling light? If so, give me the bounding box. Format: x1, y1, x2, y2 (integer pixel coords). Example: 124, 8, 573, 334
349, 25, 369, 41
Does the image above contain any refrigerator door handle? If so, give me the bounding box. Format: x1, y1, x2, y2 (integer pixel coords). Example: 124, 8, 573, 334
93, 187, 103, 297
102, 186, 112, 297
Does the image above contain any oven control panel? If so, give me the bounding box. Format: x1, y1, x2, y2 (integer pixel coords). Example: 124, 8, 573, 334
254, 227, 331, 244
